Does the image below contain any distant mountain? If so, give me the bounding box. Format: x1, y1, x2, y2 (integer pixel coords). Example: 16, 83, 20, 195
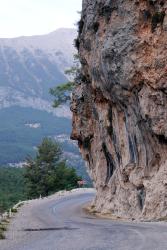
0, 28, 77, 111
0, 29, 90, 181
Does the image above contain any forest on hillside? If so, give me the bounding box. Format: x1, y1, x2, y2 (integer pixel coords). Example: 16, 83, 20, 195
0, 167, 26, 213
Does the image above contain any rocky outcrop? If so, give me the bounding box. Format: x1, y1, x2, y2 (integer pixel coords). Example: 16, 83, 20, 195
71, 0, 167, 220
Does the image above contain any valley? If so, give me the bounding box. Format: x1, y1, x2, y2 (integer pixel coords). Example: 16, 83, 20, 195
0, 28, 89, 180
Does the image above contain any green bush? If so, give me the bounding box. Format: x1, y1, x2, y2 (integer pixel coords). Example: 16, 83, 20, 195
151, 11, 165, 32
11, 208, 18, 213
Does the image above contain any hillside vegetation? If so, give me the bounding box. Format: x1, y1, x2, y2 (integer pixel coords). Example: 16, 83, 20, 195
0, 139, 82, 213
0, 167, 26, 213
0, 106, 71, 164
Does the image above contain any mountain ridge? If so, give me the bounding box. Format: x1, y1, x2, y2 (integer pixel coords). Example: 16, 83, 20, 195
0, 28, 76, 68
0, 28, 77, 111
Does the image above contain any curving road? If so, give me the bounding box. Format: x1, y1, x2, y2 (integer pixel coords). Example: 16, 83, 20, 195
1, 191, 167, 250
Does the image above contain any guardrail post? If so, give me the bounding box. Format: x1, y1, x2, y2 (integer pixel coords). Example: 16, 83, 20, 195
9, 209, 12, 218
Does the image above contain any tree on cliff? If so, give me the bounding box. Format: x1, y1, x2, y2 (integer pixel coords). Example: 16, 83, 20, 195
50, 54, 80, 107
24, 138, 80, 198
50, 81, 75, 108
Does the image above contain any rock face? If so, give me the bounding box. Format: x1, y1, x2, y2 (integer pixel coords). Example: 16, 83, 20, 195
71, 0, 167, 220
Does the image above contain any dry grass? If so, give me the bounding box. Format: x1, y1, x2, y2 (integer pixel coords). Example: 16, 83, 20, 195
158, 216, 167, 222
0, 218, 10, 240
83, 204, 128, 221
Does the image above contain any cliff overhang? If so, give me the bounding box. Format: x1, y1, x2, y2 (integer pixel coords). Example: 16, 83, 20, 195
71, 0, 167, 220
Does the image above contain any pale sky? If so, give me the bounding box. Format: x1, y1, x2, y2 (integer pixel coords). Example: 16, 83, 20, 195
0, 0, 82, 38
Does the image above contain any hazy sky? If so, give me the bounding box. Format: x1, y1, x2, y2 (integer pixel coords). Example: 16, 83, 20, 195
0, 0, 82, 38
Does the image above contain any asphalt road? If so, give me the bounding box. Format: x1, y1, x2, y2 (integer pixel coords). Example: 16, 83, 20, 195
2, 191, 167, 250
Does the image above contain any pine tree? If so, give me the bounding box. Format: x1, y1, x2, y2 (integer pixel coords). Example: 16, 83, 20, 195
24, 138, 80, 198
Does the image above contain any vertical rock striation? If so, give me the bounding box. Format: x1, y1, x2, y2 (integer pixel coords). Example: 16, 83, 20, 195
71, 0, 167, 220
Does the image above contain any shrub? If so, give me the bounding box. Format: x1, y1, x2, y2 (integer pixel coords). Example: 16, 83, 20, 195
151, 11, 165, 32
74, 38, 80, 50
77, 20, 84, 35
0, 230, 5, 240
11, 208, 17, 213
0, 224, 7, 231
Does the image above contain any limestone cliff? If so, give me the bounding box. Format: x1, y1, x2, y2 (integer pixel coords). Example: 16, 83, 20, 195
71, 0, 167, 220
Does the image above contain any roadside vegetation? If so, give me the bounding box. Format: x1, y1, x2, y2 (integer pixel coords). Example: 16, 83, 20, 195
0, 218, 9, 239
0, 138, 81, 214
0, 167, 26, 213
